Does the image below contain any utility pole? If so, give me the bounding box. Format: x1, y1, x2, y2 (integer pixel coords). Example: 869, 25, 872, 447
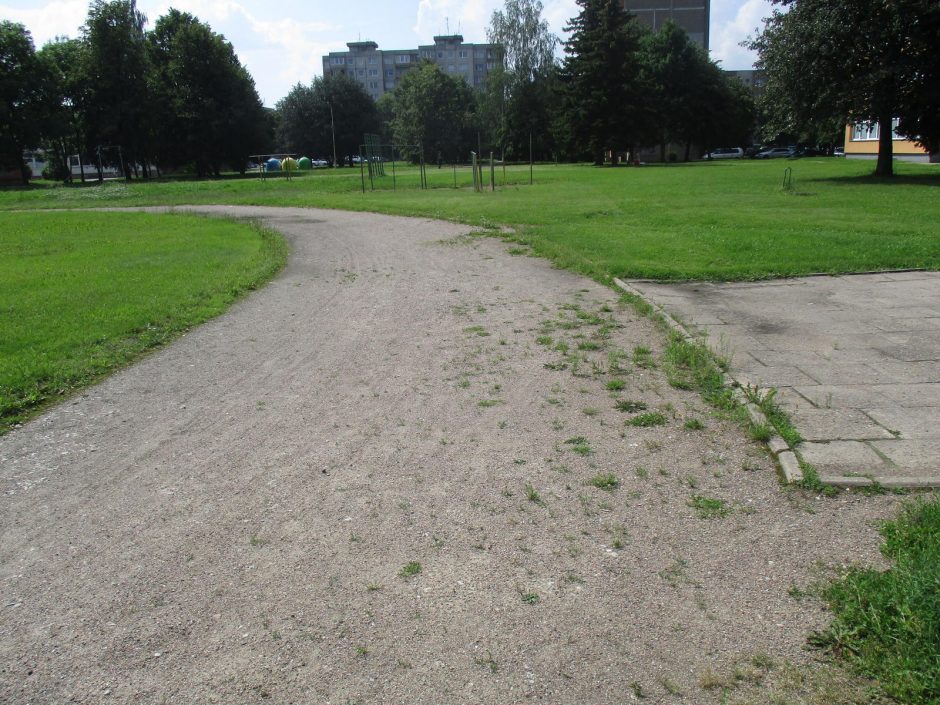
330, 102, 338, 167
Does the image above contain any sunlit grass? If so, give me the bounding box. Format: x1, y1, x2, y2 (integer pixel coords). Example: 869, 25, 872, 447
3, 159, 938, 281
0, 210, 286, 431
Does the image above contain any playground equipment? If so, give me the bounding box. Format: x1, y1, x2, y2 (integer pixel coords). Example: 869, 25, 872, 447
298, 157, 312, 170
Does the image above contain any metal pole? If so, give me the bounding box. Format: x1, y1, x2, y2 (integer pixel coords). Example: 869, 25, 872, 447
391, 152, 396, 191
529, 133, 533, 185
453, 162, 457, 189
119, 145, 127, 181
359, 152, 365, 193
490, 151, 495, 191
330, 103, 338, 168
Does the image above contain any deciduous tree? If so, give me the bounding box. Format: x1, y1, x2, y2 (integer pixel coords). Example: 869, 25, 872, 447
750, 0, 940, 176
388, 62, 475, 163
0, 22, 48, 183
276, 73, 378, 165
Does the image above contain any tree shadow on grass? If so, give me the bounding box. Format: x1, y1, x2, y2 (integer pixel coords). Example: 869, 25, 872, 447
808, 171, 940, 188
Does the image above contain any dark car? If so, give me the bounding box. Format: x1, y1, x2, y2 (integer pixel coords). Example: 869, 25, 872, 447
754, 147, 795, 159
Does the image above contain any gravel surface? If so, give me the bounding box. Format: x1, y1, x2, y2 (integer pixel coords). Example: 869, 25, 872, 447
0, 206, 900, 704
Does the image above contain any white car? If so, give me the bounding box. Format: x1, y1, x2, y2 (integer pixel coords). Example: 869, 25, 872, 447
704, 147, 744, 160
311, 158, 328, 167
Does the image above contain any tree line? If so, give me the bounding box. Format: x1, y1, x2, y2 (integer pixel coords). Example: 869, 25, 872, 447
1, 0, 269, 184
4, 0, 935, 184
276, 0, 755, 167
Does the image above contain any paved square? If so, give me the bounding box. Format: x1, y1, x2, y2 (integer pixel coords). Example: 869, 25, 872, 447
630, 272, 940, 486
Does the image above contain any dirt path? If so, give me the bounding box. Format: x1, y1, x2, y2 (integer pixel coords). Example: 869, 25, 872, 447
1, 207, 899, 704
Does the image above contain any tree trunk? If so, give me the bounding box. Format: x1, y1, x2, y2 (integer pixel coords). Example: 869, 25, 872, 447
684, 139, 692, 163
874, 113, 894, 177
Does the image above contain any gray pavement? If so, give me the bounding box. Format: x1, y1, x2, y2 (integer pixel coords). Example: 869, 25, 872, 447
629, 272, 940, 487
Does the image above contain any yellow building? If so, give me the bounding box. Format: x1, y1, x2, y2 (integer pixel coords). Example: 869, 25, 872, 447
844, 120, 938, 163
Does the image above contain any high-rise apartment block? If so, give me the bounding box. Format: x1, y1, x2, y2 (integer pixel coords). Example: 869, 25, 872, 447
623, 0, 710, 49
322, 35, 500, 101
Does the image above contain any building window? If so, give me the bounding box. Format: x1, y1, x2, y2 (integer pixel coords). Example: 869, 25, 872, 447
397, 54, 411, 64
458, 50, 468, 58
368, 57, 376, 64
851, 122, 879, 141
346, 58, 353, 64
357, 69, 365, 77
447, 64, 455, 72
475, 63, 484, 72
368, 81, 379, 89
331, 57, 345, 65
369, 69, 378, 76
385, 69, 394, 77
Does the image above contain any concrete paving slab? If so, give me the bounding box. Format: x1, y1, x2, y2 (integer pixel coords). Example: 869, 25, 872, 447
864, 406, 940, 439
870, 439, 940, 470
629, 272, 940, 486
878, 383, 940, 407
799, 440, 889, 471
792, 384, 897, 409
789, 408, 895, 441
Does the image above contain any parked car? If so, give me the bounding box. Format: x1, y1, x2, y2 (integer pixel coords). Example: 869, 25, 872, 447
833, 147, 845, 157
754, 146, 795, 159
311, 158, 328, 167
704, 147, 744, 160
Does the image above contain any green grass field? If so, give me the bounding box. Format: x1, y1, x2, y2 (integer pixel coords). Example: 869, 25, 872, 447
3, 158, 938, 281
0, 211, 286, 432
814, 495, 940, 704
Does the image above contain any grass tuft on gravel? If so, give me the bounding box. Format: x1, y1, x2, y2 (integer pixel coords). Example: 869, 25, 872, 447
0, 211, 286, 433
810, 495, 940, 705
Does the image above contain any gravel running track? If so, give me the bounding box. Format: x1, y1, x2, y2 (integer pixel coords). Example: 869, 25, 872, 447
0, 207, 900, 704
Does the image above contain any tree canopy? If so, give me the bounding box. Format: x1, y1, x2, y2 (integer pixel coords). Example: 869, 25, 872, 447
0, 22, 50, 182
276, 73, 378, 165
751, 0, 940, 176
148, 9, 267, 175
387, 62, 476, 163
560, 0, 649, 164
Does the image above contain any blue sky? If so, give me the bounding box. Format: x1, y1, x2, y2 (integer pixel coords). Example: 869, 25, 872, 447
2, 0, 774, 106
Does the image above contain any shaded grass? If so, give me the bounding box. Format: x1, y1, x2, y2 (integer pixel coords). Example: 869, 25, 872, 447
810, 496, 940, 704
3, 159, 939, 281
0, 211, 286, 432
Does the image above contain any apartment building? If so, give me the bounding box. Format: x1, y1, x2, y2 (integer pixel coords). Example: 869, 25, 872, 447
844, 121, 938, 163
623, 0, 710, 49
322, 35, 500, 100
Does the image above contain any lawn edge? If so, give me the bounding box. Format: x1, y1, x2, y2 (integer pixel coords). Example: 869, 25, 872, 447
0, 213, 288, 436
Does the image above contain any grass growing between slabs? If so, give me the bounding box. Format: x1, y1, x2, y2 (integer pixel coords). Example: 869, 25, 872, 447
811, 495, 940, 704
2, 158, 939, 281
0, 210, 286, 432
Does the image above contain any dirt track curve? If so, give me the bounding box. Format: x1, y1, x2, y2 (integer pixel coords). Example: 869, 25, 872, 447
0, 207, 898, 704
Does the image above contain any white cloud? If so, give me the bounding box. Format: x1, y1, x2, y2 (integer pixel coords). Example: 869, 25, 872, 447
543, 0, 579, 38
710, 0, 773, 70
0, 0, 87, 44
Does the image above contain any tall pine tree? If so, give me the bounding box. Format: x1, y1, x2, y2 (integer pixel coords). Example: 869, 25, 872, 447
560, 0, 649, 164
